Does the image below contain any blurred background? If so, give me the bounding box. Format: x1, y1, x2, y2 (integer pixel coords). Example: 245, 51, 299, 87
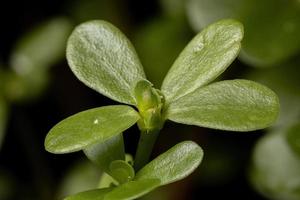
0, 0, 299, 199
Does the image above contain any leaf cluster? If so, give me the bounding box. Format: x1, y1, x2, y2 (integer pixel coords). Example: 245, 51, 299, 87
45, 19, 279, 199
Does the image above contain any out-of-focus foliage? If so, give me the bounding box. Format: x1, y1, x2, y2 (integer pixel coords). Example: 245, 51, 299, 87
187, 0, 300, 67
247, 59, 300, 200
70, 0, 126, 26
1, 69, 49, 103
57, 160, 102, 199
0, 17, 72, 150
134, 18, 190, 87
7, 18, 72, 102
0, 97, 8, 147
287, 122, 300, 157
10, 18, 72, 75
0, 169, 14, 200
250, 128, 300, 200
160, 0, 186, 19
133, 0, 191, 88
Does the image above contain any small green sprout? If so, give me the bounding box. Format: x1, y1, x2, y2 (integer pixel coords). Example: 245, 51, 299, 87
45, 19, 279, 200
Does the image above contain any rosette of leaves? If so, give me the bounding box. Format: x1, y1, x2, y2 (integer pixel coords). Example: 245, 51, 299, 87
45, 19, 279, 200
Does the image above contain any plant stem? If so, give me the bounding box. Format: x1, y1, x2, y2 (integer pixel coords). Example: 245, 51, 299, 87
134, 129, 159, 171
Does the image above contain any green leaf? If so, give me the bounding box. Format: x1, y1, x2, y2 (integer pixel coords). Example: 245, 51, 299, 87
286, 122, 300, 157
65, 179, 160, 200
161, 19, 243, 103
65, 188, 112, 200
135, 141, 203, 185
187, 0, 300, 67
83, 134, 125, 176
250, 130, 300, 200
166, 79, 279, 131
45, 105, 140, 153
10, 18, 72, 75
98, 172, 118, 189
104, 179, 160, 200
109, 160, 135, 184
66, 20, 146, 105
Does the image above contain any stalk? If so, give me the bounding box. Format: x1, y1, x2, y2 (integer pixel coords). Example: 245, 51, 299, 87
134, 129, 160, 171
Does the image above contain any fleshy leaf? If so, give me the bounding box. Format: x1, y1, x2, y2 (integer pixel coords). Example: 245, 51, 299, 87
161, 19, 243, 103
67, 20, 146, 105
135, 141, 203, 185
84, 134, 125, 176
286, 122, 300, 157
10, 18, 72, 75
166, 79, 279, 131
45, 105, 140, 153
65, 179, 160, 200
65, 188, 112, 200
104, 179, 160, 200
109, 160, 135, 184
98, 172, 118, 189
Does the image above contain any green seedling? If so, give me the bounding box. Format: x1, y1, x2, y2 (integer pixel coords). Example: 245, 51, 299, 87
45, 19, 279, 200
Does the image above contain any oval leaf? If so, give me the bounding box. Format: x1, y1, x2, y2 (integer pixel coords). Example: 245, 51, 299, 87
83, 134, 125, 175
161, 19, 243, 103
65, 188, 112, 200
135, 141, 203, 185
104, 179, 160, 200
166, 79, 279, 131
109, 160, 135, 184
67, 20, 146, 105
45, 105, 140, 153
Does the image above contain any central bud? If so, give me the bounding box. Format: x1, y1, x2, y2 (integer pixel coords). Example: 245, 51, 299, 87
134, 80, 164, 132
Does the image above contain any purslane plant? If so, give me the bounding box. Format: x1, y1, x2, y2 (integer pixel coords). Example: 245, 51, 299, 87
45, 19, 279, 200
